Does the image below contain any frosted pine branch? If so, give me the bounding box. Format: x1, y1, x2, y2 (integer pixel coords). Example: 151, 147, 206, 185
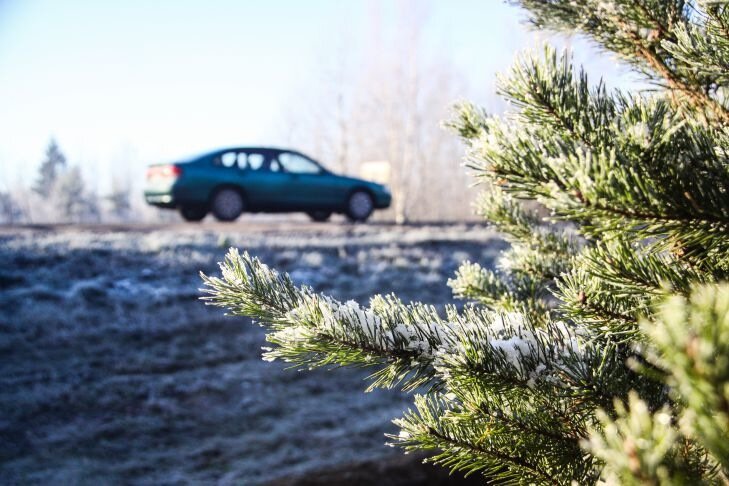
201, 249, 448, 391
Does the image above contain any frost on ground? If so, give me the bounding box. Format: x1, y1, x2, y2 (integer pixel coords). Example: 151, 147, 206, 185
0, 223, 506, 485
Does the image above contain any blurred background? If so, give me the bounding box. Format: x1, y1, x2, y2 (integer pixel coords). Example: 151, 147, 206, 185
1, 1, 638, 484
0, 0, 637, 224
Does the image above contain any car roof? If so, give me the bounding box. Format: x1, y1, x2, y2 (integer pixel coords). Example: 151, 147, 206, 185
204, 147, 312, 158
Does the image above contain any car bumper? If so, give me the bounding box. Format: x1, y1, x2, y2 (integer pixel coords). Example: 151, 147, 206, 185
374, 192, 392, 209
144, 191, 177, 208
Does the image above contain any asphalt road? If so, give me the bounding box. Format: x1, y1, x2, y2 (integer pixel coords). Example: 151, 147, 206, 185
0, 219, 488, 235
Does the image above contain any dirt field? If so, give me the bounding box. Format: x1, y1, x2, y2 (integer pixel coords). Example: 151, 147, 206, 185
0, 221, 506, 484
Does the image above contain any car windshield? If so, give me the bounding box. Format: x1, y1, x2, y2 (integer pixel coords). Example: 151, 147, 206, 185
278, 152, 321, 174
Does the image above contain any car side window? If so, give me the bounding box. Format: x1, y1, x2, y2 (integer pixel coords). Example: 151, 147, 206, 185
220, 151, 237, 168
278, 153, 321, 174
237, 152, 247, 169
248, 153, 264, 170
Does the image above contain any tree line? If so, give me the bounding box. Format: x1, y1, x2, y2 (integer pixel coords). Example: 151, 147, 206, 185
0, 139, 148, 224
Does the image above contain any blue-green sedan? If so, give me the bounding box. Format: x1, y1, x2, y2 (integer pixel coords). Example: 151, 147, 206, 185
144, 147, 391, 222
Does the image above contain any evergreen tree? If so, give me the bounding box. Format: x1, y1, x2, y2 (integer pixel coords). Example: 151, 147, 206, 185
201, 1, 729, 483
32, 139, 67, 197
52, 166, 100, 222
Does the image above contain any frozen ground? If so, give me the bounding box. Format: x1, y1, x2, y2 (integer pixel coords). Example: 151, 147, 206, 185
0, 222, 506, 485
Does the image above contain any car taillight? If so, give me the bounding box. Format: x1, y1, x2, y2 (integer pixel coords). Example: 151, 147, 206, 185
146, 165, 182, 179
164, 165, 183, 177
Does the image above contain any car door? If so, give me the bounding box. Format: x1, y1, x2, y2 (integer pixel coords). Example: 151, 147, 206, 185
276, 152, 343, 209
238, 150, 291, 210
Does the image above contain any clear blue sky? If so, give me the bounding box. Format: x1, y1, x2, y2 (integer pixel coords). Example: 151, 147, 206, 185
0, 0, 635, 192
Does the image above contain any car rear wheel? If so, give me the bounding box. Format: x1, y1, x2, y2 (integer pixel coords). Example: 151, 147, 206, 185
307, 210, 332, 222
211, 188, 245, 222
179, 205, 207, 222
346, 190, 374, 222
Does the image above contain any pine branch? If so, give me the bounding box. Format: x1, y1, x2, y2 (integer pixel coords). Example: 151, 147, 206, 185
448, 261, 552, 324
433, 309, 588, 393
662, 13, 729, 86
200, 249, 447, 391
448, 184, 580, 326
448, 261, 514, 306
498, 46, 616, 150
555, 238, 727, 341
513, 0, 729, 124
201, 250, 586, 395
444, 100, 490, 140
475, 186, 581, 281
461, 49, 729, 259
578, 240, 720, 297
432, 311, 659, 419
641, 284, 729, 472
390, 394, 583, 484
557, 268, 645, 339
584, 392, 711, 484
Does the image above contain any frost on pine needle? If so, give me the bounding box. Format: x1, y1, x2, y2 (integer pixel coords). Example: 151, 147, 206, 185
202, 249, 453, 390
626, 121, 651, 148
202, 249, 590, 395
434, 310, 587, 392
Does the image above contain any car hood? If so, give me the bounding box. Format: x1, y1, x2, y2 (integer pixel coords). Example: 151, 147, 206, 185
331, 174, 387, 191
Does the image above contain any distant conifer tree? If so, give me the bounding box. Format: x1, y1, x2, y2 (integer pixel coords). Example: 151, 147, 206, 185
33, 139, 67, 197
52, 166, 100, 222
202, 1, 729, 482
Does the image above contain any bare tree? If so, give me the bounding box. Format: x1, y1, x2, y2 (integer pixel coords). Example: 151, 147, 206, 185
105, 176, 133, 222
278, 0, 476, 223
0, 191, 24, 224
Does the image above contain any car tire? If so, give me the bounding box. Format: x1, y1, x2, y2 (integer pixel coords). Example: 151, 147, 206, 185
211, 188, 245, 222
346, 190, 374, 222
179, 205, 208, 222
307, 210, 332, 222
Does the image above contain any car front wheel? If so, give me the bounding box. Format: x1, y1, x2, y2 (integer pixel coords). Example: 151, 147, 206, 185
179, 205, 208, 222
211, 188, 245, 222
346, 190, 374, 222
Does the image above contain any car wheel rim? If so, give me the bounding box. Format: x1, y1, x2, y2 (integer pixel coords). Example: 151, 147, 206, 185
349, 192, 373, 219
214, 190, 243, 219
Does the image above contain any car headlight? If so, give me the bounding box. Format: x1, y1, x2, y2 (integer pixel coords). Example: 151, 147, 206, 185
382, 185, 391, 196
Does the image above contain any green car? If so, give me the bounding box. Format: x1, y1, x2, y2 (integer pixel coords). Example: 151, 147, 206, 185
144, 147, 391, 222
